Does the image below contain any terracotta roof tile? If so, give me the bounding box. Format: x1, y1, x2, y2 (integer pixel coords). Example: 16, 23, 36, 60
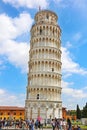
0, 106, 25, 110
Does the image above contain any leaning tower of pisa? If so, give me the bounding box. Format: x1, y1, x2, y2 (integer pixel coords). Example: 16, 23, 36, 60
25, 10, 62, 120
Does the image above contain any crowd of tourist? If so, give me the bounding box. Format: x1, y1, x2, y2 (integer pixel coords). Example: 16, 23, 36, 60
51, 118, 81, 130
0, 118, 43, 130
0, 117, 81, 130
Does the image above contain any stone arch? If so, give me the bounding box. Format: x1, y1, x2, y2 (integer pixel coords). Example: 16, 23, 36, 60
40, 26, 42, 35
39, 37, 41, 42
46, 37, 48, 43
41, 103, 46, 108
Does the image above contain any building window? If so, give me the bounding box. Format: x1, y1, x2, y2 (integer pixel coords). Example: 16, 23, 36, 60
53, 29, 54, 35
40, 28, 42, 35
0, 112, 3, 115
46, 14, 49, 19
20, 117, 22, 119
20, 113, 22, 115
52, 68, 54, 72
8, 113, 10, 115
4, 117, 6, 120
37, 94, 39, 99
14, 112, 16, 115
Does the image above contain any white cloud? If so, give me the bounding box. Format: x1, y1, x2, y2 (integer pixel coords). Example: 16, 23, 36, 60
72, 0, 87, 11
53, 0, 87, 14
13, 13, 33, 35
0, 12, 33, 72
0, 88, 25, 106
65, 41, 72, 48
83, 86, 87, 90
0, 89, 5, 94
53, 0, 70, 8
62, 80, 74, 88
3, 0, 48, 9
62, 80, 87, 98
61, 47, 87, 76
63, 88, 87, 98
62, 80, 87, 109
73, 32, 82, 42
0, 13, 33, 41
0, 40, 29, 72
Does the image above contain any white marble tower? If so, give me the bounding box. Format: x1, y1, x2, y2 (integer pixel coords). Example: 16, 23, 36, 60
25, 10, 62, 120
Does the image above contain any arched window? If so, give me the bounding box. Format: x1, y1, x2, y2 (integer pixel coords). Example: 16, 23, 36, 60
52, 68, 54, 72
14, 112, 16, 115
0, 112, 3, 115
53, 28, 54, 35
8, 112, 10, 115
20, 113, 22, 115
40, 28, 42, 35
37, 94, 39, 99
46, 14, 49, 19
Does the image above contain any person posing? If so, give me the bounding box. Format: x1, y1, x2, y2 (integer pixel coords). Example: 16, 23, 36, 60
51, 119, 55, 130
67, 118, 72, 130
31, 119, 34, 130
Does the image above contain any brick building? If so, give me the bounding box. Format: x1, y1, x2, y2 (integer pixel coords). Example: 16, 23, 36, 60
0, 106, 25, 120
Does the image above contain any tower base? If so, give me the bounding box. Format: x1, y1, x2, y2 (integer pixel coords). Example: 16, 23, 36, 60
25, 100, 62, 120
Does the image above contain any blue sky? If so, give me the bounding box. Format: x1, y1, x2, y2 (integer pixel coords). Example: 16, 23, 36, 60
0, 0, 87, 110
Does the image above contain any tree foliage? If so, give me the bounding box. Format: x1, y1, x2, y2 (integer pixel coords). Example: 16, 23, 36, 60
76, 104, 81, 119
69, 110, 76, 116
82, 102, 87, 118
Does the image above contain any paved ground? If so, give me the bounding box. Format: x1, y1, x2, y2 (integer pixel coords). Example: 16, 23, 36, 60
0, 128, 52, 130
2, 127, 52, 130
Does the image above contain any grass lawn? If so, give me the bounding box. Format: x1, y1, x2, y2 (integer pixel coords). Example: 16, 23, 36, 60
71, 121, 87, 130
72, 123, 87, 129
80, 125, 87, 129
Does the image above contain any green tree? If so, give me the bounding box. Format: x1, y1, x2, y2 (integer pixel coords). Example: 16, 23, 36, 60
82, 102, 87, 118
70, 110, 76, 116
76, 104, 81, 119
